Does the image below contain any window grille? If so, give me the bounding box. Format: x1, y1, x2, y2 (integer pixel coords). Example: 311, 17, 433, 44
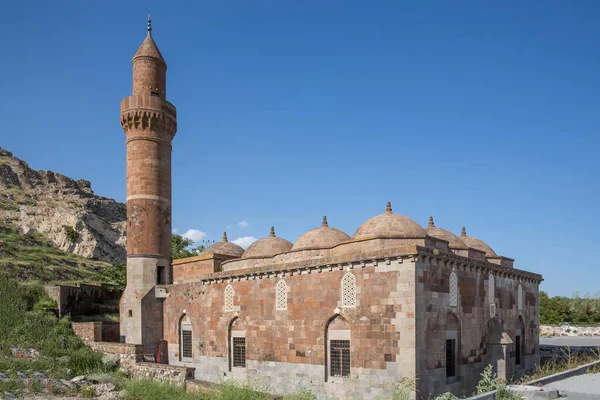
233, 337, 246, 368
449, 271, 458, 307
341, 273, 356, 308
445, 339, 456, 377
487, 274, 495, 305
515, 335, 521, 365
517, 284, 523, 310
181, 330, 192, 358
225, 284, 234, 311
276, 279, 287, 310
330, 340, 350, 377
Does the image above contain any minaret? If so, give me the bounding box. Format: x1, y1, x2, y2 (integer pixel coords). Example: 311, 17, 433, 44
119, 13, 177, 353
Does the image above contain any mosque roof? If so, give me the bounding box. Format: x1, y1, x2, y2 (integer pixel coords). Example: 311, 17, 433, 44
352, 202, 427, 240
460, 227, 497, 256
242, 227, 293, 259
425, 216, 468, 249
200, 232, 244, 258
292, 216, 350, 251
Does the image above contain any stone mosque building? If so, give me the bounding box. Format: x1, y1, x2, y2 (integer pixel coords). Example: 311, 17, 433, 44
119, 19, 543, 399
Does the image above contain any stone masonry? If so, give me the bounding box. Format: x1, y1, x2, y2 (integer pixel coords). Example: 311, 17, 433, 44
117, 21, 543, 400
119, 17, 177, 354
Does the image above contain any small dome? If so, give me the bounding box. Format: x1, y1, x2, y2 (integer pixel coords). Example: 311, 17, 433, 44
353, 202, 427, 240
460, 227, 497, 256
242, 227, 293, 259
292, 216, 351, 251
425, 216, 467, 249
200, 232, 244, 258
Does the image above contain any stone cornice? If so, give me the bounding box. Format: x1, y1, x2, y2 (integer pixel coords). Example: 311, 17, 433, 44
415, 246, 542, 283
180, 244, 542, 287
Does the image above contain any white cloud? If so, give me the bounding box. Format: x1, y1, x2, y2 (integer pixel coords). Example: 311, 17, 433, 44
232, 236, 257, 249
172, 228, 180, 234
238, 220, 249, 228
182, 229, 207, 242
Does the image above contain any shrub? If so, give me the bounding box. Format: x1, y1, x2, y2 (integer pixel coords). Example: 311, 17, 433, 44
0, 379, 25, 394
66, 347, 105, 375
63, 225, 79, 243
393, 377, 417, 400
476, 365, 524, 400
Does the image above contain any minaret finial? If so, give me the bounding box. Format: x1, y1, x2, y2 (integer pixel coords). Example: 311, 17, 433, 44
270, 226, 276, 237
222, 232, 228, 242
428, 216, 435, 228
385, 201, 392, 215
147, 11, 152, 35
461, 227, 467, 237
322, 216, 328, 227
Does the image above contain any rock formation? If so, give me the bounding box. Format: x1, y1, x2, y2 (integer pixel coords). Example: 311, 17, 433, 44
0, 147, 126, 262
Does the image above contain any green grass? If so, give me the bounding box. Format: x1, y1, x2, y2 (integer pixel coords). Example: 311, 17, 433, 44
0, 219, 116, 284
121, 380, 317, 400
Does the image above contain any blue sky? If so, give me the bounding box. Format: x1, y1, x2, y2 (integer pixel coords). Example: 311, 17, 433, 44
1, 1, 598, 297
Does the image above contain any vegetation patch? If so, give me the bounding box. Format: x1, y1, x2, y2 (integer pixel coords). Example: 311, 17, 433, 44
63, 225, 80, 243
540, 291, 600, 325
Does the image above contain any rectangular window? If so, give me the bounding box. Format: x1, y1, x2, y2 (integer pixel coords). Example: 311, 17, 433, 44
182, 330, 192, 358
157, 266, 166, 284
446, 339, 456, 378
515, 335, 521, 365
330, 340, 350, 377
233, 337, 246, 368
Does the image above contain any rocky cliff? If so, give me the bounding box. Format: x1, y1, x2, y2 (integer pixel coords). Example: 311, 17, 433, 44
0, 147, 126, 263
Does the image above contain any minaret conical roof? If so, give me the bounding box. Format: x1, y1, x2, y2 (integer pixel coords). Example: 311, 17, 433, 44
133, 34, 165, 62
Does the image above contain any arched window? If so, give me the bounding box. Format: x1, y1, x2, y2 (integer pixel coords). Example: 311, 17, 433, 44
228, 317, 246, 371
517, 283, 523, 311
325, 315, 351, 381
449, 270, 458, 307
225, 284, 234, 312
445, 313, 461, 382
341, 272, 356, 308
275, 279, 287, 310
487, 274, 495, 305
179, 314, 193, 361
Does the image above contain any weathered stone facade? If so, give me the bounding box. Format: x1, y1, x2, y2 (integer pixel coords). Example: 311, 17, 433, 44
118, 25, 543, 400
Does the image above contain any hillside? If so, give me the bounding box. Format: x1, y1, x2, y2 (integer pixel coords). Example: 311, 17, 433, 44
0, 147, 126, 263
0, 218, 113, 283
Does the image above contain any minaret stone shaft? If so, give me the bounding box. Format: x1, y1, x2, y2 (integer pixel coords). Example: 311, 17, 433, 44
119, 20, 177, 353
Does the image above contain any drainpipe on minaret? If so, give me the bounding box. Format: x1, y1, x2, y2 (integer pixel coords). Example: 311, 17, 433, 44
119, 13, 177, 356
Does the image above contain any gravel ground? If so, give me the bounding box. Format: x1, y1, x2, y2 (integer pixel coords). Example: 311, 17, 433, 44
544, 372, 600, 399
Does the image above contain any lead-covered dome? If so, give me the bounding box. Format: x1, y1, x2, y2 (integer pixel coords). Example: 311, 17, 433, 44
353, 202, 427, 240
242, 227, 293, 259
460, 227, 497, 256
200, 232, 244, 258
292, 216, 351, 251
425, 217, 467, 249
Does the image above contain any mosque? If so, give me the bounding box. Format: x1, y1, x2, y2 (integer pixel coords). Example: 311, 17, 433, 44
119, 18, 543, 399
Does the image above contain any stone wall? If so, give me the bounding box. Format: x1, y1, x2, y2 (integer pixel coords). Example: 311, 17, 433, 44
92, 342, 144, 370
45, 283, 121, 318
130, 362, 195, 387
72, 322, 120, 345
416, 256, 540, 398
163, 254, 419, 399
541, 325, 600, 337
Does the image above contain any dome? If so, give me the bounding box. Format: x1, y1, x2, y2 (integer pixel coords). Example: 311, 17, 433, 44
200, 232, 244, 258
425, 216, 468, 249
242, 227, 293, 259
460, 227, 497, 256
352, 202, 427, 240
292, 216, 351, 251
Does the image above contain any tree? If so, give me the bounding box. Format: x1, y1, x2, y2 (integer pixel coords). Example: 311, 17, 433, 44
172, 234, 206, 259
